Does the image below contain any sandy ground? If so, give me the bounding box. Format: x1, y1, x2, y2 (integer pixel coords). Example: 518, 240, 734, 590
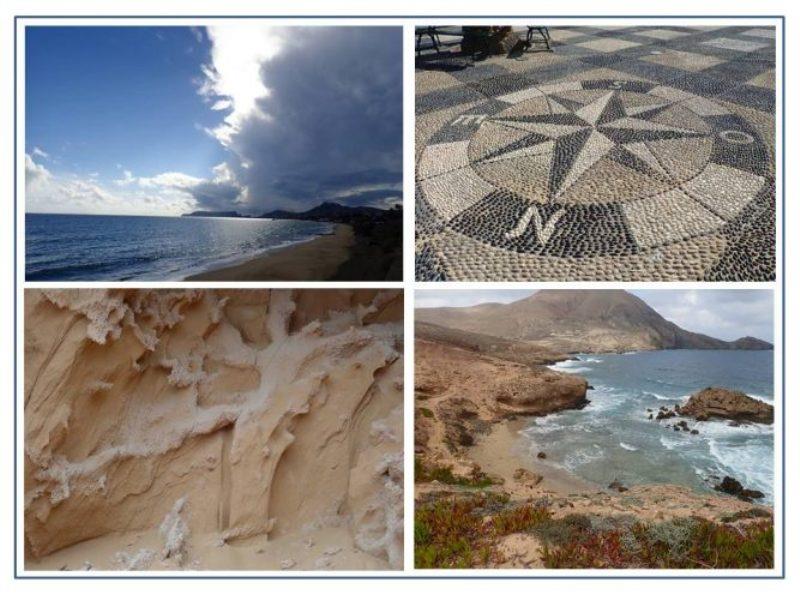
468, 419, 598, 498
27, 526, 387, 572
185, 224, 354, 281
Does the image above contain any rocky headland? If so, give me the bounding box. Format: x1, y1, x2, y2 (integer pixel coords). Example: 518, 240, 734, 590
414, 336, 587, 479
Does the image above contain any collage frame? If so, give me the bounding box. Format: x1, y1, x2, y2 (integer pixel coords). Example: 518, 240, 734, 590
12, 14, 786, 580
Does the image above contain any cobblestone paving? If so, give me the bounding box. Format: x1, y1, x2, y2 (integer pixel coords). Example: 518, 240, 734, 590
415, 26, 776, 281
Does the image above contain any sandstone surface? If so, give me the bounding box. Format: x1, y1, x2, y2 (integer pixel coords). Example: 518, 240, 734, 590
25, 289, 404, 570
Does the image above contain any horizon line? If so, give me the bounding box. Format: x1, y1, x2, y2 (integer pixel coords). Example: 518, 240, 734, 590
24, 204, 402, 220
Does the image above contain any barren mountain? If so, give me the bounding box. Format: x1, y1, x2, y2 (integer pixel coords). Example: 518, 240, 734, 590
416, 290, 772, 354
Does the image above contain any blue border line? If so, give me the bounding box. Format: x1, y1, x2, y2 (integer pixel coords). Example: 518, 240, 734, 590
11, 14, 788, 18
13, 14, 786, 580
13, 15, 18, 584
780, 14, 786, 581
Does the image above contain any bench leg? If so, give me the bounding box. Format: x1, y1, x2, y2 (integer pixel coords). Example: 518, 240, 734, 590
540, 27, 552, 51
429, 30, 440, 53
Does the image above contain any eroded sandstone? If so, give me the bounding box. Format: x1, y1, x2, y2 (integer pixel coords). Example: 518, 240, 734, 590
24, 289, 403, 570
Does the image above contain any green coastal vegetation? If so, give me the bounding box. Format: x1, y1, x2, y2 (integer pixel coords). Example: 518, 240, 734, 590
415, 494, 774, 570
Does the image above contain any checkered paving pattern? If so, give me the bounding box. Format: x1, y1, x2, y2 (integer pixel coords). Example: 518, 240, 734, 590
415, 26, 776, 282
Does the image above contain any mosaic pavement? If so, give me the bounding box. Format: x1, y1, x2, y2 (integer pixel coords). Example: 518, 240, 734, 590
415, 26, 776, 281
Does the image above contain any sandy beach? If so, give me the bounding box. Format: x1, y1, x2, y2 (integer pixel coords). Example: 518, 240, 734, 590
468, 419, 598, 498
185, 224, 355, 281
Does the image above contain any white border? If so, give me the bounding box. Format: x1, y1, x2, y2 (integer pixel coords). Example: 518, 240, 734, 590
12, 14, 785, 580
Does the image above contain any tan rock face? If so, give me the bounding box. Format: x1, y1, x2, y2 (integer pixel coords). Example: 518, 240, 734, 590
679, 387, 774, 424
495, 369, 589, 415
24, 289, 403, 570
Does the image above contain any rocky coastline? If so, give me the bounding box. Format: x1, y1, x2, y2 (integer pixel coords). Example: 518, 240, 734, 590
414, 329, 774, 569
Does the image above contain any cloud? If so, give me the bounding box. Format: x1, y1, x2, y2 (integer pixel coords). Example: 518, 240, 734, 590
198, 26, 403, 212
190, 27, 205, 45
28, 152, 244, 215
113, 170, 135, 186
25, 154, 51, 186
25, 26, 401, 216
26, 167, 126, 213
633, 289, 774, 343
135, 163, 244, 211
183, 178, 242, 211
199, 24, 283, 145
137, 171, 203, 189
26, 158, 204, 216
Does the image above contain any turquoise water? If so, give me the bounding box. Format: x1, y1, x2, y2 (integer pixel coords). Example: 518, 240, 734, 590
26, 213, 333, 281
524, 349, 775, 502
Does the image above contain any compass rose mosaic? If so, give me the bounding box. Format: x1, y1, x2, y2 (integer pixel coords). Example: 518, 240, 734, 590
415, 27, 776, 281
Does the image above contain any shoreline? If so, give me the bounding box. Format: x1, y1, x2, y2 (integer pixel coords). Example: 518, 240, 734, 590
472, 414, 774, 505
414, 339, 774, 568
185, 224, 354, 282
468, 417, 599, 498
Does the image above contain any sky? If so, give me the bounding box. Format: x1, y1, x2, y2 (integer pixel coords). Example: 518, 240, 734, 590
24, 25, 403, 216
414, 289, 775, 343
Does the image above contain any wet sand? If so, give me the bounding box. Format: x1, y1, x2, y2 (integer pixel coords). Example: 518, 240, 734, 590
468, 419, 598, 497
185, 224, 354, 282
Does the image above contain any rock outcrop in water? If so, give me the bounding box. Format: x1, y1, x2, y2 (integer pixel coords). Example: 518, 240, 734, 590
24, 289, 403, 570
679, 387, 774, 424
715, 476, 766, 502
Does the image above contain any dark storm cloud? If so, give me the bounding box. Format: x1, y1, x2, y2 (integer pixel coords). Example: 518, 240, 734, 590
257, 168, 402, 210
218, 27, 403, 212
185, 179, 243, 211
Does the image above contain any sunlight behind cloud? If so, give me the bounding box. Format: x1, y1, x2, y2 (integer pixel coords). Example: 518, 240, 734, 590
200, 25, 285, 145
24, 26, 402, 215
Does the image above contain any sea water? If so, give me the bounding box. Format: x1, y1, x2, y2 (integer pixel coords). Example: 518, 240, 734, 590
25, 213, 333, 281
525, 349, 774, 502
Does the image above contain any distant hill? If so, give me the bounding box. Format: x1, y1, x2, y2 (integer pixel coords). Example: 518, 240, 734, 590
416, 290, 773, 354
728, 336, 775, 350
259, 202, 397, 222
182, 210, 244, 218
182, 202, 402, 223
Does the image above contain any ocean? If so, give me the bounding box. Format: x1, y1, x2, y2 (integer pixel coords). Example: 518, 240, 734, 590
25, 213, 334, 281
528, 350, 775, 502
